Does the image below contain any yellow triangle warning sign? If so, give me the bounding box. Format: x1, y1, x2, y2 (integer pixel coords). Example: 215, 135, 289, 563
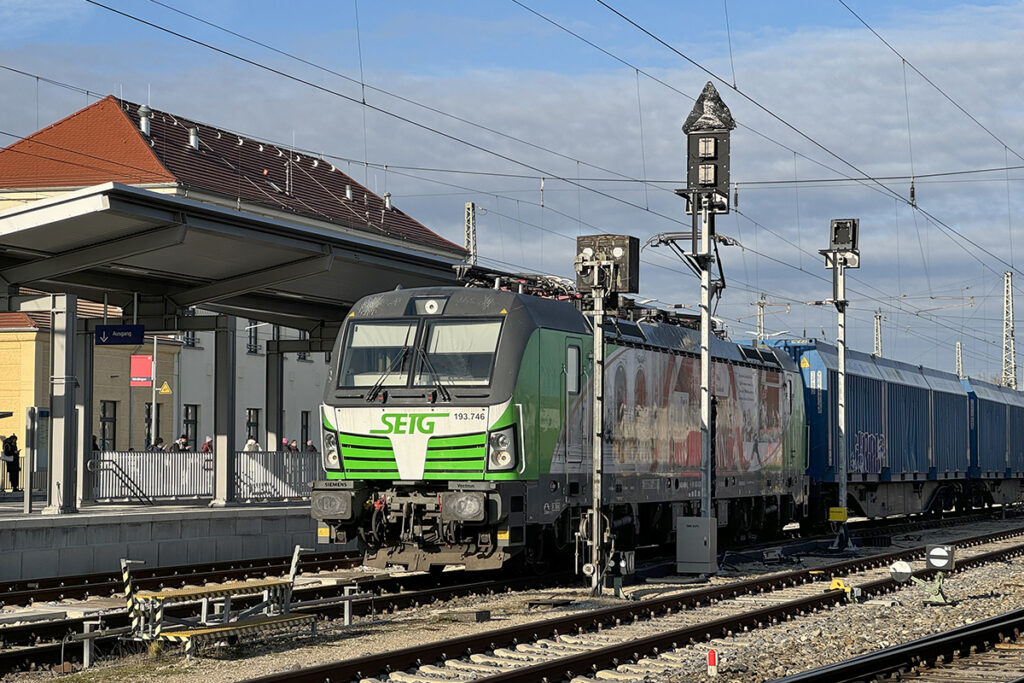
800, 357, 810, 368
159, 381, 173, 395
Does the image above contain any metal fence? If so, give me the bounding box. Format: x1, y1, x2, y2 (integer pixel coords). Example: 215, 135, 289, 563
86, 450, 318, 503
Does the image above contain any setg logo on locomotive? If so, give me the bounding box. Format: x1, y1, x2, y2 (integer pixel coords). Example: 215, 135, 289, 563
369, 412, 450, 435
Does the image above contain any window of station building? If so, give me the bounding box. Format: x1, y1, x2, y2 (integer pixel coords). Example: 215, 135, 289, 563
182, 307, 198, 348
246, 408, 261, 440
183, 404, 199, 448
100, 400, 116, 451
301, 410, 310, 446
297, 330, 311, 362
247, 319, 260, 354
145, 402, 163, 449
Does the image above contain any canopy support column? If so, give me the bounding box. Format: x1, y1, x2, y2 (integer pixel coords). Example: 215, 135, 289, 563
210, 315, 237, 507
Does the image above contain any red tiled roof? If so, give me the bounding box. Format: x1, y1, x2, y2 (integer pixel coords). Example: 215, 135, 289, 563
0, 96, 464, 255
0, 312, 43, 329
0, 97, 174, 187
0, 289, 123, 330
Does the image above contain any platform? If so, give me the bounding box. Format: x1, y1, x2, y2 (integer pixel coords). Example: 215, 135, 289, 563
0, 494, 316, 581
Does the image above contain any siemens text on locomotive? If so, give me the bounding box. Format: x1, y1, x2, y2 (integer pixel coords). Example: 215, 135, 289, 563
309, 286, 1024, 572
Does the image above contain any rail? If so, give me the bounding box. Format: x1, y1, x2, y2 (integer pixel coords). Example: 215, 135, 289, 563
772, 607, 1024, 682
85, 450, 317, 503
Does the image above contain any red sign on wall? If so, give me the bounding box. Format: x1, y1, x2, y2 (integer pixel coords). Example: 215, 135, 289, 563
130, 354, 153, 387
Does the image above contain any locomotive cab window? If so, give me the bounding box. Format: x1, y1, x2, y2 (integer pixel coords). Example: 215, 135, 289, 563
415, 319, 502, 387
338, 320, 418, 387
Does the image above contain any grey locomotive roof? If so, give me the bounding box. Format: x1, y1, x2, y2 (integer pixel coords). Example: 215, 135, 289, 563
348, 286, 590, 334
350, 287, 785, 369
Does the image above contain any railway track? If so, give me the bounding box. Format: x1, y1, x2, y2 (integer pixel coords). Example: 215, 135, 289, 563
0, 563, 572, 674
773, 607, 1024, 682
238, 526, 1024, 683
0, 550, 360, 607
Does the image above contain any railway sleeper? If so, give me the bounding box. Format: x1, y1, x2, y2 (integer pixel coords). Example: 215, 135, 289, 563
492, 646, 552, 661
443, 658, 519, 674
468, 652, 525, 668
414, 664, 474, 679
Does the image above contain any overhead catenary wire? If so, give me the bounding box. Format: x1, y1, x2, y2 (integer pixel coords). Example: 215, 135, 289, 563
836, 0, 1024, 165
591, 0, 1024, 285
385, 159, 1007, 354
4, 9, 1011, 374
0, 60, 1007, 352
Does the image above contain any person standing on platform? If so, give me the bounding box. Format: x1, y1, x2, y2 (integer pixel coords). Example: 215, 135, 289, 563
201, 436, 213, 453
243, 436, 261, 452
2, 434, 20, 492
305, 440, 317, 453
288, 439, 300, 452
167, 434, 189, 452
150, 437, 165, 451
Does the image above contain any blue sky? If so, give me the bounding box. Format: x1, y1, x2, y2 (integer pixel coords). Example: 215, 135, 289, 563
3, 1, 1024, 379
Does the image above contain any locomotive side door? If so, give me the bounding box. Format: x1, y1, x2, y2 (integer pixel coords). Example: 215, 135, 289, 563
565, 338, 584, 463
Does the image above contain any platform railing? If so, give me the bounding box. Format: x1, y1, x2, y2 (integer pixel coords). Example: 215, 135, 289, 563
235, 450, 317, 501
84, 450, 317, 503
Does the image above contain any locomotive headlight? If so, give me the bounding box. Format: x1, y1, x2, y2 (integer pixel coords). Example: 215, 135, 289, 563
441, 491, 486, 522
487, 426, 518, 472
323, 431, 341, 470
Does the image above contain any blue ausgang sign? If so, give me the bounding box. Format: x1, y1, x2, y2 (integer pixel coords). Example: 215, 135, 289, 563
95, 324, 145, 345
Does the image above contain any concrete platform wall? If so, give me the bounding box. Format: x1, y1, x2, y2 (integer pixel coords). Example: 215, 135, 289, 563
0, 506, 316, 581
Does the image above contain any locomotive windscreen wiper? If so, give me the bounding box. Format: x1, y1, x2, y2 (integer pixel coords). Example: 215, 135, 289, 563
366, 346, 409, 403
415, 345, 452, 402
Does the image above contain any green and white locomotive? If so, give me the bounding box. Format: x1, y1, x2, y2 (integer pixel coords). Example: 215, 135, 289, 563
310, 285, 807, 572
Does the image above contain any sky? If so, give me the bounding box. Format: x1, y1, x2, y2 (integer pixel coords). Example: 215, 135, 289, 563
2, 0, 1024, 381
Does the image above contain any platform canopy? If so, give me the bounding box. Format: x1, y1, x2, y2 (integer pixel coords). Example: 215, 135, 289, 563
0, 182, 463, 331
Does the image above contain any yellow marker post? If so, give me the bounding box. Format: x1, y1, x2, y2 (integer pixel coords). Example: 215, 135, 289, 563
828, 506, 848, 522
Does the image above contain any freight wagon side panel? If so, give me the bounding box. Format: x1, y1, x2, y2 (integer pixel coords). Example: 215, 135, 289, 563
842, 372, 885, 476
884, 383, 929, 477
922, 367, 969, 476
967, 379, 1009, 475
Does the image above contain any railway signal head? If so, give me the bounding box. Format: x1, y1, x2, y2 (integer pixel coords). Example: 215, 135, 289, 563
925, 545, 955, 572
889, 560, 913, 583
683, 81, 735, 213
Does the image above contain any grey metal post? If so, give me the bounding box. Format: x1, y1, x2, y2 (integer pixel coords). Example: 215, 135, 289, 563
699, 195, 712, 519
75, 325, 94, 509
210, 315, 237, 507
266, 341, 284, 449
43, 293, 77, 515
151, 335, 158, 443
836, 259, 847, 528
590, 283, 605, 593
820, 218, 858, 550
83, 620, 99, 668
24, 407, 35, 514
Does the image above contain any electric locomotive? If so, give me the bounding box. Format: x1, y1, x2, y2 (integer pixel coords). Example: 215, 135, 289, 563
310, 285, 806, 571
